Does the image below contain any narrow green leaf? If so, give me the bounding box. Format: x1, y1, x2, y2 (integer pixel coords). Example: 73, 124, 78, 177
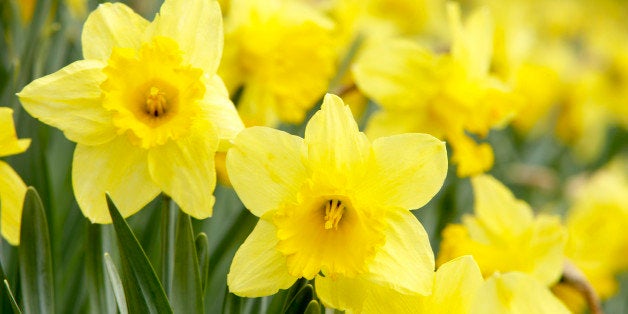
85, 223, 115, 314
303, 300, 321, 314
106, 194, 173, 314
195, 232, 210, 294
1, 261, 22, 314
103, 253, 128, 314
222, 289, 243, 314
18, 187, 54, 314
284, 284, 314, 314
171, 213, 203, 314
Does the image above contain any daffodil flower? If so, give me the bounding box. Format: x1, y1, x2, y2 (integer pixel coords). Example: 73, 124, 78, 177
0, 108, 31, 245
226, 94, 448, 311
438, 175, 567, 286
18, 0, 243, 223
218, 0, 336, 126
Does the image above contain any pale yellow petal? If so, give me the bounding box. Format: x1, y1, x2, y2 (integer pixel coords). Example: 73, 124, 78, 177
304, 94, 370, 186
17, 60, 117, 146
353, 38, 439, 111
356, 133, 447, 210
200, 74, 244, 151
73, 137, 160, 223
471, 272, 570, 314
0, 107, 30, 157
424, 256, 484, 313
366, 209, 435, 295
228, 219, 297, 297
447, 2, 492, 78
317, 275, 421, 314
226, 126, 306, 217
150, 0, 223, 74
81, 2, 149, 61
148, 125, 219, 219
470, 175, 533, 237
0, 161, 27, 245
316, 276, 369, 312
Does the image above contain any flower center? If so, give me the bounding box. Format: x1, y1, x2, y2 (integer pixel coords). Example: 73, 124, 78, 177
145, 87, 167, 117
101, 36, 205, 148
324, 199, 345, 230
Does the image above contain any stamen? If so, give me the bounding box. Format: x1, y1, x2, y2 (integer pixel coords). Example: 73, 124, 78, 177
145, 87, 167, 117
324, 199, 345, 230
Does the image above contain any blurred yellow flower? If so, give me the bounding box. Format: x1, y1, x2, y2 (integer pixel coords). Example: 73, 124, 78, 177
438, 175, 567, 286
0, 107, 31, 245
219, 0, 336, 126
353, 3, 518, 177
554, 160, 628, 312
226, 94, 447, 310
18, 0, 244, 223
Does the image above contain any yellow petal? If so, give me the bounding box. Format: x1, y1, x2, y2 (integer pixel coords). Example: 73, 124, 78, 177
148, 124, 219, 219
200, 74, 244, 152
17, 60, 117, 146
81, 2, 149, 61
226, 126, 306, 217
447, 2, 492, 78
366, 209, 435, 296
317, 275, 420, 314
470, 174, 533, 238
353, 38, 440, 111
471, 272, 570, 314
0, 161, 27, 245
424, 256, 484, 313
315, 276, 369, 312
150, 0, 223, 74
73, 137, 160, 223
356, 133, 447, 210
0, 107, 30, 157
304, 94, 370, 186
228, 219, 297, 297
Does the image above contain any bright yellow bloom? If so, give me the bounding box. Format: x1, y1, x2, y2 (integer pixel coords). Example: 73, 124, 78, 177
554, 160, 628, 312
0, 107, 31, 245
353, 3, 518, 177
219, 0, 336, 126
18, 0, 244, 223
438, 175, 567, 286
226, 94, 447, 309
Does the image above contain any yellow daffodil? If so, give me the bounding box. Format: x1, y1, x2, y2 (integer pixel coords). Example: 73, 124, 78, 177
553, 160, 628, 312
18, 0, 244, 223
474, 271, 570, 314
0, 107, 31, 245
438, 175, 567, 286
226, 94, 447, 310
219, 0, 336, 126
353, 3, 518, 177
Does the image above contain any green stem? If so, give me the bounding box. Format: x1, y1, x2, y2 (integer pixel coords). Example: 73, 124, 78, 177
160, 195, 177, 297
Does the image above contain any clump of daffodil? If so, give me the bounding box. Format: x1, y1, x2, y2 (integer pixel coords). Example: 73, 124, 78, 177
218, 0, 336, 126
552, 160, 628, 312
438, 175, 567, 287
18, 0, 244, 223
0, 108, 31, 245
226, 94, 448, 310
353, 3, 518, 177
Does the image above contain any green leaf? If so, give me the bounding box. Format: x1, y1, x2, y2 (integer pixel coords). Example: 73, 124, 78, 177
18, 187, 54, 314
282, 278, 307, 313
104, 253, 128, 314
284, 284, 314, 314
85, 223, 115, 314
171, 213, 203, 314
1, 261, 22, 314
304, 300, 321, 314
106, 194, 173, 314
160, 195, 176, 296
195, 232, 210, 294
